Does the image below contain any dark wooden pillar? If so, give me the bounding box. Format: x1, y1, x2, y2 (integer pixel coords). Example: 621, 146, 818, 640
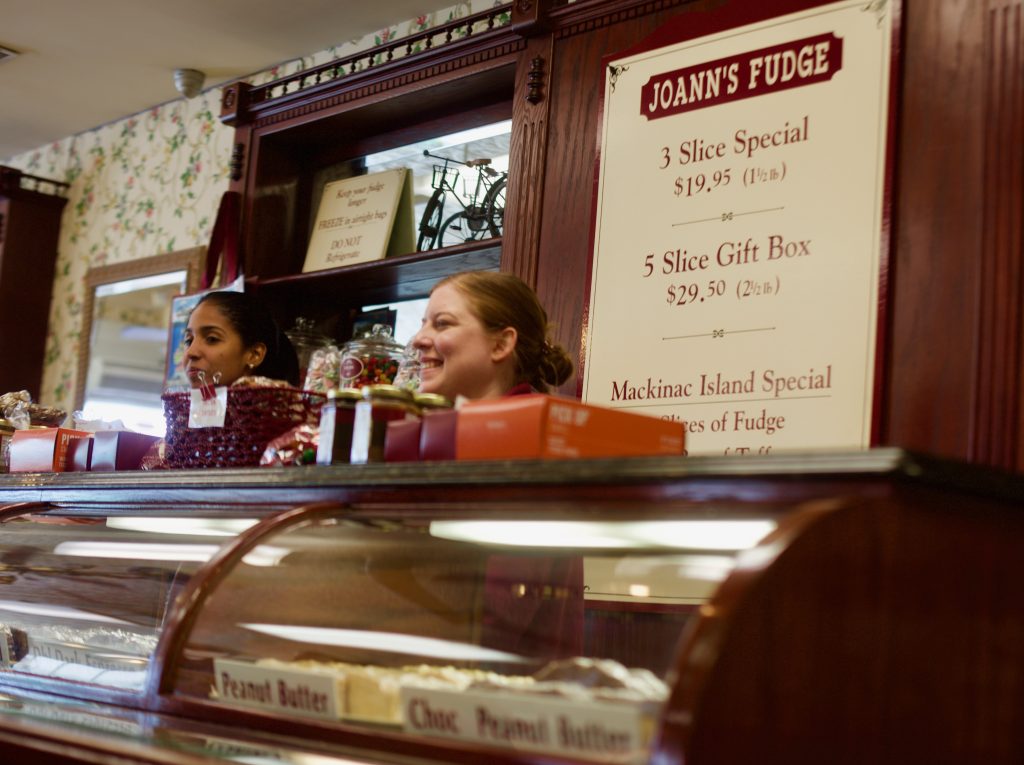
0, 167, 69, 401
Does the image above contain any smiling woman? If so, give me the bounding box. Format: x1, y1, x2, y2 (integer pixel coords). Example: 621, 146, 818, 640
410, 271, 574, 402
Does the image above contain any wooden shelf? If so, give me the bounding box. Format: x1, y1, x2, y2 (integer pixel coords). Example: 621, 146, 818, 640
249, 239, 502, 310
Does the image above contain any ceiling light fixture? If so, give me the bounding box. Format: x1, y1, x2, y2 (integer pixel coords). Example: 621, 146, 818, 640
173, 68, 206, 98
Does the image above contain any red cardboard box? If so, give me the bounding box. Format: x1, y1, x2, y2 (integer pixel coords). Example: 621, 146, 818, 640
384, 419, 422, 462
66, 435, 94, 471
9, 428, 91, 472
420, 409, 458, 461
455, 394, 685, 460
90, 431, 161, 471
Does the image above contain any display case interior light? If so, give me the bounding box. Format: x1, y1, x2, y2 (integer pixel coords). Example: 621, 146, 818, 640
105, 517, 261, 537
428, 519, 777, 551
0, 600, 132, 625
241, 624, 525, 664
51, 541, 289, 567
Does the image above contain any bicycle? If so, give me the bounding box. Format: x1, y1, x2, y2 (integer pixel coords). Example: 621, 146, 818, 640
416, 150, 507, 251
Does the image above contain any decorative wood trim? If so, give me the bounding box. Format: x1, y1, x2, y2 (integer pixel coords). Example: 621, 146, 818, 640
247, 40, 525, 130
526, 55, 547, 102
551, 0, 695, 39
502, 38, 555, 286
0, 166, 70, 198
975, 0, 1023, 470
220, 6, 524, 129
229, 142, 246, 183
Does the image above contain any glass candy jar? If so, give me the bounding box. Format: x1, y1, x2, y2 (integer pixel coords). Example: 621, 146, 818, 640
339, 324, 404, 389
284, 317, 332, 389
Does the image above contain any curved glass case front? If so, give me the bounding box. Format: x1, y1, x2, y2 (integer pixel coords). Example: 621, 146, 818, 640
171, 506, 779, 763
0, 514, 257, 693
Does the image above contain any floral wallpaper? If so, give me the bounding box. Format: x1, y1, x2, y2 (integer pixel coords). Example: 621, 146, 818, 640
2, 1, 489, 412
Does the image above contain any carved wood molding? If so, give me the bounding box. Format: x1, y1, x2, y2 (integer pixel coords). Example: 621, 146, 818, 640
502, 38, 554, 286
551, 0, 695, 39
229, 143, 246, 183
975, 0, 1024, 469
249, 40, 525, 130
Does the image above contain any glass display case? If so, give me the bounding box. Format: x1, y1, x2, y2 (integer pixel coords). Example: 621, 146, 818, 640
0, 514, 260, 698
0, 500, 778, 764
0, 450, 1022, 764
167, 507, 780, 763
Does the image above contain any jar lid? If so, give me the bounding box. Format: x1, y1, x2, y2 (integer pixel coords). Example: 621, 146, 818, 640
286, 315, 329, 342
361, 384, 413, 402
326, 387, 363, 402
285, 317, 331, 348
413, 393, 452, 409
343, 324, 403, 354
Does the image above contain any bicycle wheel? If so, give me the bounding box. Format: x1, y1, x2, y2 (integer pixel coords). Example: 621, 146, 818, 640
417, 190, 446, 251
483, 177, 507, 238
438, 211, 489, 248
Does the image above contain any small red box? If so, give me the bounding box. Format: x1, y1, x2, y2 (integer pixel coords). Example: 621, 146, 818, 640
455, 394, 685, 460
420, 409, 458, 461
384, 419, 422, 462
66, 435, 94, 471
90, 431, 161, 472
9, 428, 91, 472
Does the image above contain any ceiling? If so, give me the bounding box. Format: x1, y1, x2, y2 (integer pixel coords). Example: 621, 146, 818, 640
0, 0, 457, 161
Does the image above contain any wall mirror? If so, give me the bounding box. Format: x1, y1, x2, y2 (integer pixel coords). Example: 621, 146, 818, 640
75, 248, 204, 435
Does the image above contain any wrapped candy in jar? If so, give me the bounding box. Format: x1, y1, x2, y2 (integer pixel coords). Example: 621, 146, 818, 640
305, 345, 343, 394
393, 340, 422, 393
339, 324, 404, 389
284, 317, 332, 390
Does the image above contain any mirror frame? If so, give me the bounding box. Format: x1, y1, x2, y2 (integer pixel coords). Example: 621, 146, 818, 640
74, 247, 205, 413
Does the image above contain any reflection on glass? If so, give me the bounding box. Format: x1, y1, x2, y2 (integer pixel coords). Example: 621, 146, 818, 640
241, 624, 525, 663
0, 600, 133, 625
428, 519, 777, 550
105, 517, 261, 537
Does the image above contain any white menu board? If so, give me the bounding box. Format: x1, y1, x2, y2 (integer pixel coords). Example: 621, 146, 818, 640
582, 0, 895, 456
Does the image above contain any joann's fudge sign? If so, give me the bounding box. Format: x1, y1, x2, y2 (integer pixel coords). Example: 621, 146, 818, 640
582, 0, 896, 456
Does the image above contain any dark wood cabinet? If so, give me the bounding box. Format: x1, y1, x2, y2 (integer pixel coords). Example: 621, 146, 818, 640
0, 167, 68, 401
219, 4, 529, 341
218, 0, 1024, 468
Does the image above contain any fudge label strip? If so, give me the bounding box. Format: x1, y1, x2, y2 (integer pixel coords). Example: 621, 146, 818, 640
214, 659, 339, 721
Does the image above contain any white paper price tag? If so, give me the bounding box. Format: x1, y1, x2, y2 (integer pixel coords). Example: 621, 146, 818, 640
189, 387, 228, 428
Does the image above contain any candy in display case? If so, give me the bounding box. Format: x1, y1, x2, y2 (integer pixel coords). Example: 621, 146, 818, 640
165, 508, 775, 764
